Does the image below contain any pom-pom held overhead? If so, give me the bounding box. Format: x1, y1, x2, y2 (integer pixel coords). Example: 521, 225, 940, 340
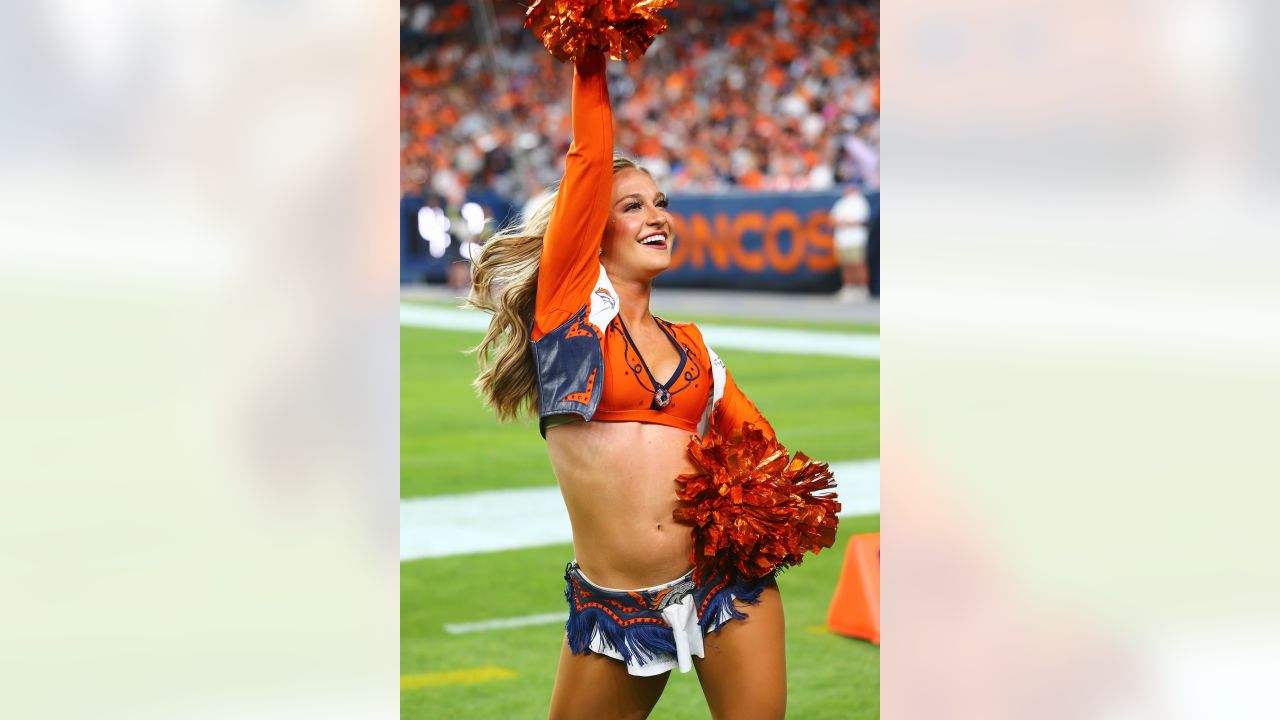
524, 0, 677, 63
673, 419, 841, 581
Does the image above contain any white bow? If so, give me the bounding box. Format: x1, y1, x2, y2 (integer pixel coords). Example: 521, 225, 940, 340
660, 593, 704, 673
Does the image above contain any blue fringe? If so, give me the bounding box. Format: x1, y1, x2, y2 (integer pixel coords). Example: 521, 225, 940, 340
564, 582, 679, 666
563, 568, 772, 666
566, 608, 678, 667
699, 575, 768, 634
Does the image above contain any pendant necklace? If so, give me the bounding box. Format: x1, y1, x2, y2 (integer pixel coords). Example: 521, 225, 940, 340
616, 315, 687, 410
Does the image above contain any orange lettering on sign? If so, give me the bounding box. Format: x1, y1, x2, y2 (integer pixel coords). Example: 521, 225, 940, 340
670, 213, 734, 271
805, 210, 838, 271
686, 214, 709, 270
691, 213, 732, 270
732, 212, 767, 272
764, 210, 806, 273
710, 213, 735, 270
669, 214, 689, 270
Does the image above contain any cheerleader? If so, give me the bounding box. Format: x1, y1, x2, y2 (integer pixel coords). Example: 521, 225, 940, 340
467, 5, 837, 717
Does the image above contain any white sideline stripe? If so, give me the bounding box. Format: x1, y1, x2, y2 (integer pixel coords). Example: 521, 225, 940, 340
698, 325, 879, 359
401, 485, 572, 561
444, 611, 568, 635
400, 304, 879, 359
401, 304, 489, 332
400, 459, 878, 561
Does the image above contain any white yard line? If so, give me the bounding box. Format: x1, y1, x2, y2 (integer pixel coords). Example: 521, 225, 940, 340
697, 325, 879, 359
444, 612, 568, 635
401, 485, 573, 561
401, 460, 879, 562
400, 304, 489, 332
400, 304, 880, 359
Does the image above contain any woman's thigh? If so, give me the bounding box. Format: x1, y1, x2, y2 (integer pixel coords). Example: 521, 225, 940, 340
693, 582, 787, 720
548, 639, 671, 720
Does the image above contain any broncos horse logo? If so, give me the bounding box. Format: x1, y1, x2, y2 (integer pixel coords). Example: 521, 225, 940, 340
594, 287, 616, 310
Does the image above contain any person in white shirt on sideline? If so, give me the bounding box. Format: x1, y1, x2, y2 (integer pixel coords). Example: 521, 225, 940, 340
829, 182, 871, 302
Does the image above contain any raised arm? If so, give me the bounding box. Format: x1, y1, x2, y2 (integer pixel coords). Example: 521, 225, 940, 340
531, 50, 613, 341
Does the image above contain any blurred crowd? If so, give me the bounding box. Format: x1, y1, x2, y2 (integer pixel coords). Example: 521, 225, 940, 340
401, 0, 879, 215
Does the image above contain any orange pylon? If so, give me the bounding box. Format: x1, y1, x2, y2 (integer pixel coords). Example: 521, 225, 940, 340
826, 532, 880, 644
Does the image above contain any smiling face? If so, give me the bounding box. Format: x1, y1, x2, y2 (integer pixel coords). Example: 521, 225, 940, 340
601, 167, 674, 283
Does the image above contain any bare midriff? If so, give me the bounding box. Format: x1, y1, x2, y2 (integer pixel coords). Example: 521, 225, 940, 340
546, 419, 697, 589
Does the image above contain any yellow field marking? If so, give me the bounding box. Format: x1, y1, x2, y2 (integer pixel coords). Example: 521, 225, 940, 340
805, 624, 832, 635
400, 666, 518, 691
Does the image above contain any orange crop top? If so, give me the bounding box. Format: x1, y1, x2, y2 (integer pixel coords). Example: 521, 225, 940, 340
528, 52, 772, 440
590, 315, 712, 434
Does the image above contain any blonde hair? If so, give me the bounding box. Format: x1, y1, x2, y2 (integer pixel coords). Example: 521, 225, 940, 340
467, 156, 649, 421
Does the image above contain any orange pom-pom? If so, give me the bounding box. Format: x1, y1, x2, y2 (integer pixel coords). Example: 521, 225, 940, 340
524, 0, 677, 63
673, 419, 841, 580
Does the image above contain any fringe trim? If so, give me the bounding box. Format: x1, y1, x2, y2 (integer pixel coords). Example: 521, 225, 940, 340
564, 572, 771, 666
699, 576, 768, 634
564, 589, 678, 666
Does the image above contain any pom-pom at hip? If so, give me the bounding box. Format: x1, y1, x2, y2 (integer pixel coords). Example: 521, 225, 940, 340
673, 418, 841, 580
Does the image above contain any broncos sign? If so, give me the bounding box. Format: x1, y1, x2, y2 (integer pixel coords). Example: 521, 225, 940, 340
402, 190, 866, 292
656, 191, 844, 292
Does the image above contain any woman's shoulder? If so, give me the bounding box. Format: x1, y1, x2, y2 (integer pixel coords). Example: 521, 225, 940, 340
658, 316, 707, 343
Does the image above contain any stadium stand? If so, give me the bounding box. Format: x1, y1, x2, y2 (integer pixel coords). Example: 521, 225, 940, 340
401, 0, 878, 202
401, 0, 879, 292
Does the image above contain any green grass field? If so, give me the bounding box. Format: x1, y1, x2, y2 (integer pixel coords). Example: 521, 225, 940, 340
401, 320, 879, 718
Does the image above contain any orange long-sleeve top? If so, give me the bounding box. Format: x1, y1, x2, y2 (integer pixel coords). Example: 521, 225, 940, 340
531, 51, 773, 439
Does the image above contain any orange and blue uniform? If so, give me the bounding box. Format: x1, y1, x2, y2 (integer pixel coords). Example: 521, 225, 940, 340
531, 52, 773, 441
537, 52, 776, 677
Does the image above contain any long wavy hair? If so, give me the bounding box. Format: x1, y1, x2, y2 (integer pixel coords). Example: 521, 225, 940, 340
467, 156, 650, 421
